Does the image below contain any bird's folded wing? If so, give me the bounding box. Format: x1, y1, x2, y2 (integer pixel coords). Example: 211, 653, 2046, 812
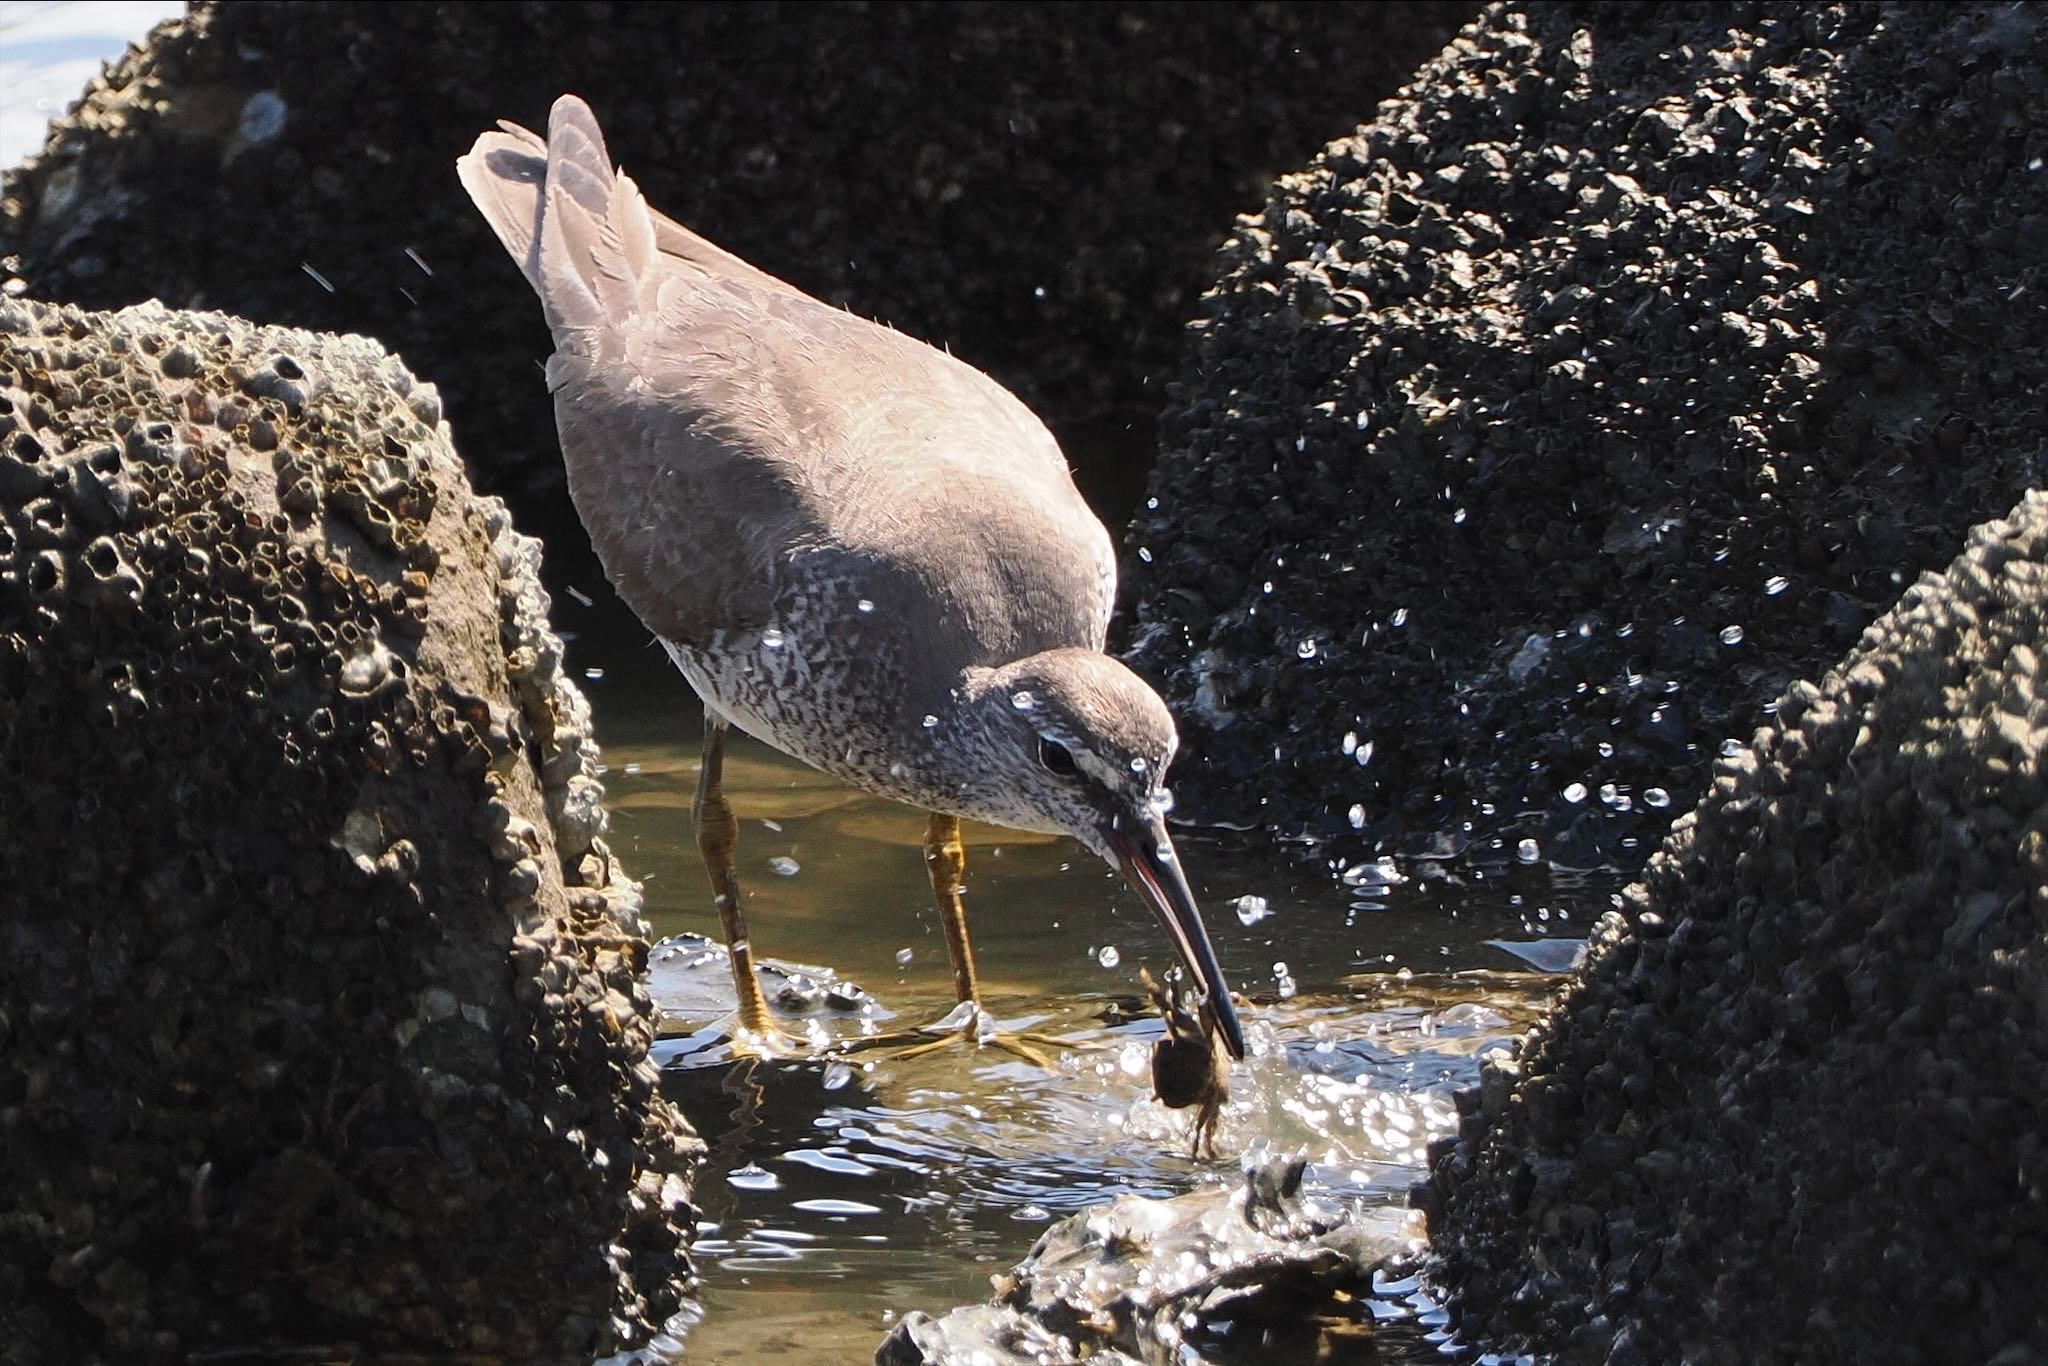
464, 96, 1106, 655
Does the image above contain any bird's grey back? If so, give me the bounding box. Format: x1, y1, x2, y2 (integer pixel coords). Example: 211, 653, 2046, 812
456, 96, 1114, 677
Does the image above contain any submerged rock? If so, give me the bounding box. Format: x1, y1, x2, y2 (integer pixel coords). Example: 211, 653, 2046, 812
1420, 491, 2048, 1364
877, 1157, 1404, 1365
1124, 1, 2048, 870
0, 1, 1470, 530
0, 299, 700, 1362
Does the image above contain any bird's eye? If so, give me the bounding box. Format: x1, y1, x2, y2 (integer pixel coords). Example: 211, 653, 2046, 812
1038, 737, 1078, 777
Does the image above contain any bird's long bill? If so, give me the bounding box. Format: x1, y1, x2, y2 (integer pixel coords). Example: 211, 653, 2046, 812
1107, 811, 1248, 1060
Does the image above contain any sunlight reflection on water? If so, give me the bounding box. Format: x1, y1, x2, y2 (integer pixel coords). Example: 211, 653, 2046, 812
602, 725, 1609, 1364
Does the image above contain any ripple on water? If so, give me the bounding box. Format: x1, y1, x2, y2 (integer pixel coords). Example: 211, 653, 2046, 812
612, 729, 1617, 1362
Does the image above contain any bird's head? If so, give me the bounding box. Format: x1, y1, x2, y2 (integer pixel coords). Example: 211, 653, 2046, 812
950, 648, 1246, 1059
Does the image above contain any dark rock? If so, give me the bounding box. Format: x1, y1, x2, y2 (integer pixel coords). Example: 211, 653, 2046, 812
1421, 490, 2048, 1364
0, 299, 701, 1362
0, 0, 1473, 541
1123, 1, 2048, 872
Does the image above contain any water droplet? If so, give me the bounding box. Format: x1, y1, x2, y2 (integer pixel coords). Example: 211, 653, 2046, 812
1391, 607, 1409, 627
1130, 756, 1149, 775
1348, 803, 1366, 830
1150, 788, 1176, 816
761, 627, 785, 649
1146, 496, 1159, 510
1452, 507, 1467, 525
1011, 1203, 1052, 1222
1597, 741, 1614, 758
895, 947, 914, 965
1342, 856, 1406, 888
1355, 740, 1375, 767
1341, 731, 1358, 755
1719, 738, 1744, 757
1517, 838, 1540, 863
857, 598, 875, 613
768, 856, 800, 876
1764, 575, 1789, 596
1719, 624, 1745, 645
728, 1163, 780, 1191
583, 666, 605, 682
1261, 580, 1275, 594
1562, 782, 1588, 804
1138, 546, 1153, 563
1645, 787, 1671, 808
922, 714, 939, 728
1010, 690, 1035, 712
1234, 894, 1272, 925
821, 1062, 853, 1091
1296, 638, 1318, 659
1096, 945, 1121, 968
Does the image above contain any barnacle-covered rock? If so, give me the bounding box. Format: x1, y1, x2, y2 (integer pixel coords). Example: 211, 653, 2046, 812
0, 299, 701, 1363
1124, 1, 2047, 871
1419, 490, 2048, 1364
0, 1, 1470, 529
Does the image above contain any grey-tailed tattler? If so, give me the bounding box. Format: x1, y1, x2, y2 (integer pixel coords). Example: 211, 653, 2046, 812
459, 95, 1245, 1063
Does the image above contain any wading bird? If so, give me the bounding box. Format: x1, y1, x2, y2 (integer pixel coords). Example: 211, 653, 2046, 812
459, 96, 1245, 1064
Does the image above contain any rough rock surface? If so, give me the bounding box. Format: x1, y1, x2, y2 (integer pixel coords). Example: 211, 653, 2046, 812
1124, 2, 2047, 871
877, 1157, 1404, 1366
0, 300, 700, 1362
0, 0, 1471, 533
1420, 490, 2048, 1365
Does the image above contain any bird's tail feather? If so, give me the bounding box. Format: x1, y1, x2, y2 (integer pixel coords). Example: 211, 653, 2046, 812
457, 95, 655, 336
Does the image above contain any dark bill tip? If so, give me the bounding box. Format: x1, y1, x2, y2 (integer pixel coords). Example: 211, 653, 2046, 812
1107, 811, 1247, 1060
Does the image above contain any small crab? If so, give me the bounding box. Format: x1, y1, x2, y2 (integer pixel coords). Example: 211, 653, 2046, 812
1142, 967, 1231, 1159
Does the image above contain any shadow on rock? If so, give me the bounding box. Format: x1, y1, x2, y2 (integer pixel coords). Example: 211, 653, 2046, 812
0, 0, 1472, 539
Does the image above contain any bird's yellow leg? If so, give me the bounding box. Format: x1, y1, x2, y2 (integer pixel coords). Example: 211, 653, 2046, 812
849, 812, 1075, 1068
927, 810, 981, 1004
694, 711, 793, 1054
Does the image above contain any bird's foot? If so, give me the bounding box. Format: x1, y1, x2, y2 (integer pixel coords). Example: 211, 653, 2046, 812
714, 1015, 820, 1061
843, 1000, 1075, 1069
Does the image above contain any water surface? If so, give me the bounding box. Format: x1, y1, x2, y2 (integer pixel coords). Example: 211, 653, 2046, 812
573, 594, 1609, 1365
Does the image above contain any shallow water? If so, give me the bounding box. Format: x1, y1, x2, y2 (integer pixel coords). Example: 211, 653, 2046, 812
570, 593, 1612, 1365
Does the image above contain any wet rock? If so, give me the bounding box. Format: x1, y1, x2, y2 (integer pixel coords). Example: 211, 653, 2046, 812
0, 1, 1471, 536
877, 1156, 1403, 1365
645, 931, 890, 1038
1124, 2, 2048, 871
0, 299, 701, 1362
1419, 491, 2048, 1363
